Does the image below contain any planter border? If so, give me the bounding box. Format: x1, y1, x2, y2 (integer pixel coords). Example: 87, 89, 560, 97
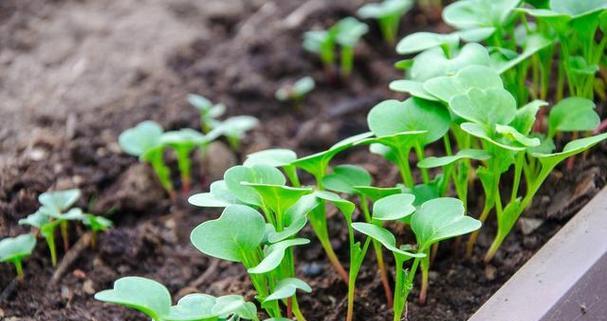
468, 187, 607, 321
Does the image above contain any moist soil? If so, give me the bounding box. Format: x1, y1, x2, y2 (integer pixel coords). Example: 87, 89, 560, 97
1, 1, 606, 321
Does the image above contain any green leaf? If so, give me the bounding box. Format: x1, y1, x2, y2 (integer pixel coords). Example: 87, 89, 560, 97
248, 238, 310, 274
224, 165, 286, 207
495, 124, 541, 147
39, 189, 81, 212
388, 80, 438, 101
548, 97, 600, 137
166, 294, 217, 321
95, 276, 171, 321
418, 149, 491, 168
550, 0, 607, 17
460, 122, 529, 151
410, 43, 491, 81
188, 180, 242, 208
18, 209, 50, 228
411, 198, 481, 251
244, 149, 298, 168
82, 215, 113, 232
161, 129, 208, 147
455, 27, 497, 41
358, 0, 413, 19
0, 234, 36, 263
335, 17, 368, 47
367, 98, 451, 146
190, 205, 266, 262
187, 94, 213, 111
265, 278, 312, 302
443, 0, 520, 29
118, 121, 164, 157
352, 223, 424, 259
313, 191, 356, 219
450, 87, 517, 125
424, 65, 504, 103
322, 165, 372, 194
492, 34, 553, 73
242, 183, 313, 216
351, 185, 404, 202
396, 32, 459, 55
531, 133, 607, 167
215, 116, 259, 139
372, 193, 416, 221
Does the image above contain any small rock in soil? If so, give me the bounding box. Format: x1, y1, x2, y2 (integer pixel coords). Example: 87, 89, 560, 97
484, 265, 497, 281
301, 261, 323, 277
82, 279, 95, 295
200, 141, 237, 182
518, 217, 544, 235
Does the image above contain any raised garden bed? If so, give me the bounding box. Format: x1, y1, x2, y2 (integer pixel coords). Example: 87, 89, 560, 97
1, 1, 607, 321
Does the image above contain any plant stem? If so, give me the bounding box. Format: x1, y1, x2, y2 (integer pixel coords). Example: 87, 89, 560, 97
46, 233, 58, 267
13, 259, 24, 280
396, 147, 414, 188
414, 143, 429, 184
419, 250, 430, 305
292, 297, 307, 321
465, 204, 491, 257
310, 205, 349, 284
341, 46, 354, 78
60, 221, 70, 252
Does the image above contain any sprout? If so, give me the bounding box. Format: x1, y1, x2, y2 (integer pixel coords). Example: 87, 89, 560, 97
119, 121, 174, 196
187, 94, 226, 133
82, 214, 113, 248
161, 128, 209, 192
0, 234, 36, 280
334, 17, 369, 77
303, 29, 337, 73
358, 0, 414, 45
353, 197, 480, 321
275, 76, 315, 107
213, 116, 259, 151
95, 276, 258, 321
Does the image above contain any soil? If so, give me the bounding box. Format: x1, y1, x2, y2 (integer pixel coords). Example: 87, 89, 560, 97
1, 1, 606, 321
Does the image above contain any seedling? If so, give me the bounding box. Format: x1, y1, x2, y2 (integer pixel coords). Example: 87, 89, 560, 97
161, 128, 210, 192
334, 17, 368, 77
82, 214, 113, 248
357, 0, 414, 45
0, 234, 36, 280
275, 77, 315, 108
353, 197, 481, 321
214, 116, 259, 151
38, 188, 81, 252
187, 94, 226, 133
244, 148, 300, 186
119, 121, 174, 196
303, 29, 337, 73
190, 204, 311, 320
95, 276, 258, 321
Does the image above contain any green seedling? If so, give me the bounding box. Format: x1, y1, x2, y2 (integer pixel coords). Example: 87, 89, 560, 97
119, 121, 174, 196
353, 197, 480, 321
161, 128, 210, 193
82, 214, 113, 248
334, 17, 368, 77
38, 188, 81, 252
244, 148, 300, 186
191, 205, 311, 320
365, 98, 450, 188
358, 0, 414, 45
322, 165, 398, 308
275, 77, 315, 108
303, 29, 337, 73
0, 234, 36, 280
214, 116, 259, 151
188, 94, 226, 133
289, 132, 372, 283
95, 276, 258, 321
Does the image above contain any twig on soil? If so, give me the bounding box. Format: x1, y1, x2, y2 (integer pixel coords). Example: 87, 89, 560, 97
176, 258, 221, 298
282, 0, 326, 29
49, 232, 92, 287
0, 278, 18, 303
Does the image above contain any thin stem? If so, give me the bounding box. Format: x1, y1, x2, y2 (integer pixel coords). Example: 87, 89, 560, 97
396, 147, 414, 188
465, 203, 491, 257
340, 46, 354, 78
60, 221, 70, 252
292, 297, 307, 321
510, 153, 524, 203
414, 143, 430, 184
46, 233, 58, 267
310, 205, 349, 284
14, 259, 24, 280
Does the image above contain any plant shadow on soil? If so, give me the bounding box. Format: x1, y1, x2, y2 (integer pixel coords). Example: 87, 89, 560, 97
1, 1, 606, 320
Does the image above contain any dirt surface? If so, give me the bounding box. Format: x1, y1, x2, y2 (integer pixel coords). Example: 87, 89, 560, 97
1, 1, 606, 321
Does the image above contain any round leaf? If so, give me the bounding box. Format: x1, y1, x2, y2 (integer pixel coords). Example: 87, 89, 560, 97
224, 165, 286, 206
449, 87, 517, 125
248, 238, 310, 274
244, 149, 297, 168
352, 223, 424, 259
118, 121, 164, 157
322, 165, 372, 194
0, 234, 36, 262
372, 193, 416, 221
39, 189, 81, 212
548, 97, 600, 137
265, 278, 312, 302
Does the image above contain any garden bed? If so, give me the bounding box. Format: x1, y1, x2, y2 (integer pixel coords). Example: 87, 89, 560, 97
1, 1, 606, 321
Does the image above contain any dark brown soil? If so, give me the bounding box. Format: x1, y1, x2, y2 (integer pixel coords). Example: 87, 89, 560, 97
1, 1, 606, 321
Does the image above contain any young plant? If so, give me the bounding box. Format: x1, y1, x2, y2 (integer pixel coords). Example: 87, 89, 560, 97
214, 116, 259, 151
275, 77, 315, 108
243, 148, 300, 186
357, 0, 414, 45
38, 188, 81, 252
0, 234, 36, 280
303, 29, 337, 73
161, 128, 210, 193
190, 204, 311, 320
334, 17, 369, 77
187, 94, 226, 133
95, 276, 258, 321
354, 197, 481, 321
82, 214, 113, 248
119, 121, 175, 197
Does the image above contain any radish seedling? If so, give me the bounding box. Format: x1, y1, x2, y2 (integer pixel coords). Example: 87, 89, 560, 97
275, 77, 315, 108
95, 276, 258, 321
244, 148, 300, 186
357, 0, 414, 45
119, 121, 174, 196
303, 29, 337, 73
187, 94, 226, 133
161, 128, 210, 192
0, 234, 36, 280
214, 116, 258, 151
334, 17, 368, 77
353, 197, 480, 321
82, 214, 113, 248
